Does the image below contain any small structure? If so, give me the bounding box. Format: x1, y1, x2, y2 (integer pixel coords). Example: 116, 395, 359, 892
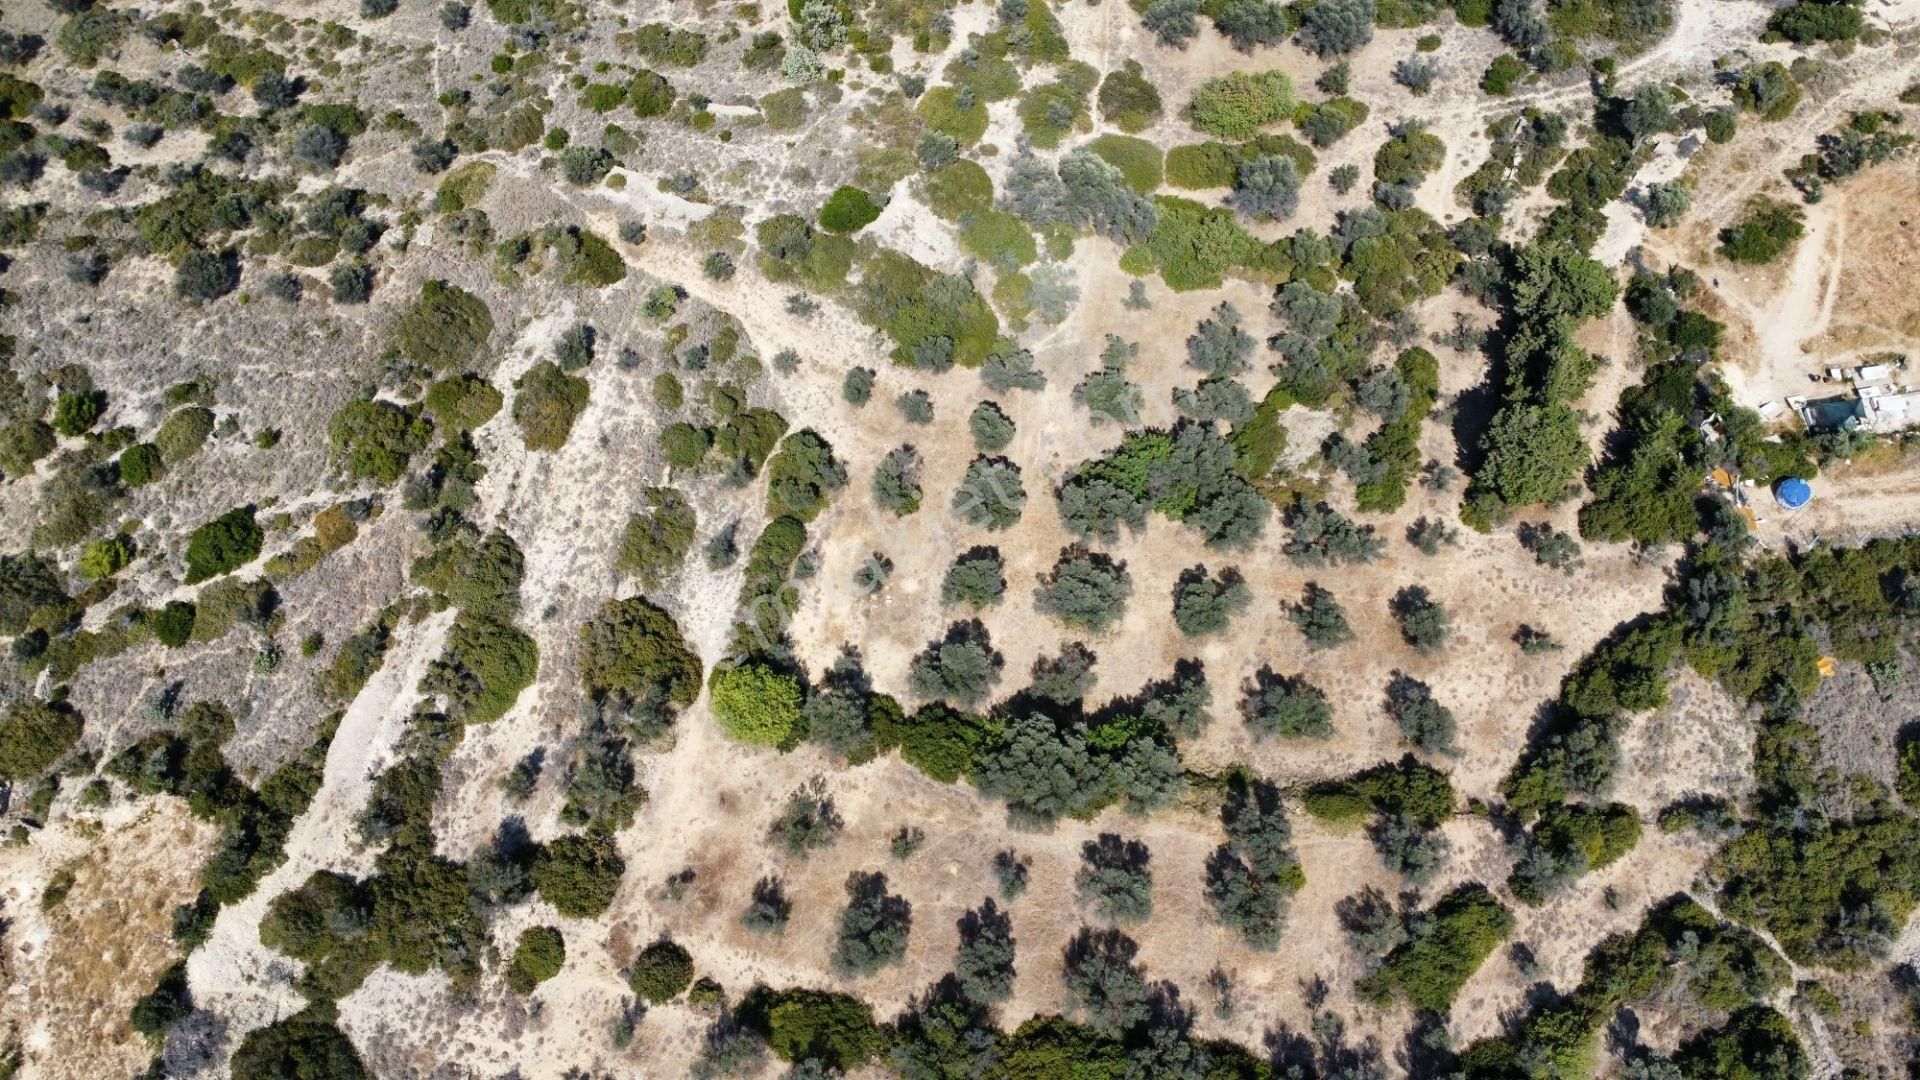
1775, 477, 1813, 511
1860, 383, 1920, 430
1791, 355, 1920, 434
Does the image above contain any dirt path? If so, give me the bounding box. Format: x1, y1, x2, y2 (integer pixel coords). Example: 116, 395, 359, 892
184, 609, 452, 1041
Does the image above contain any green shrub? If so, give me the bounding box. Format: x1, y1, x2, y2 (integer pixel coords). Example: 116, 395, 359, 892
1097, 60, 1163, 133
329, 400, 430, 483
512, 361, 590, 451
617, 486, 696, 587
1732, 62, 1801, 121
917, 87, 988, 144
0, 419, 56, 479
79, 534, 134, 580
579, 596, 703, 707
1482, 53, 1526, 95
711, 663, 805, 748
1720, 199, 1805, 265
507, 926, 565, 992
1165, 143, 1240, 189
750, 987, 886, 1069
230, 1004, 368, 1080
393, 280, 492, 370
1358, 883, 1514, 1012
424, 613, 538, 724
1188, 70, 1294, 139
1120, 195, 1262, 291
1085, 135, 1163, 194
1768, 0, 1861, 44
854, 249, 1000, 368
185, 506, 262, 584
628, 69, 676, 117
765, 429, 846, 522
960, 210, 1038, 271
0, 699, 83, 781
423, 373, 503, 431
1374, 122, 1445, 186
922, 160, 993, 219
152, 600, 197, 647
630, 937, 695, 1002
531, 832, 624, 918
113, 442, 162, 486
51, 390, 104, 437
1018, 62, 1098, 149
155, 406, 215, 463
129, 960, 192, 1040
819, 186, 882, 233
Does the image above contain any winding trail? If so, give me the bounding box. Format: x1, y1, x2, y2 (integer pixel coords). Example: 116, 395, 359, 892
184, 609, 452, 1045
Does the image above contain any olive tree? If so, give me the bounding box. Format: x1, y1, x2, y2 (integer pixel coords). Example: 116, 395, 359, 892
1034, 547, 1132, 633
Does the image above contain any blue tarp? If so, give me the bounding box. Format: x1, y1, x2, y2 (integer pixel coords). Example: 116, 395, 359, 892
1777, 477, 1812, 510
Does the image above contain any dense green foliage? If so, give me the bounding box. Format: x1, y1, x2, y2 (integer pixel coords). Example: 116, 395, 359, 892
184, 505, 262, 584
630, 937, 696, 1002
711, 662, 805, 748
1357, 883, 1513, 1011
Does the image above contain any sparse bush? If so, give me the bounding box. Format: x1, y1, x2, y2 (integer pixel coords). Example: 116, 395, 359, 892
1518, 521, 1583, 574
1385, 673, 1457, 754
896, 389, 935, 425
769, 778, 844, 857
832, 871, 912, 977
1173, 565, 1251, 637
1241, 668, 1334, 740
1288, 582, 1354, 648
995, 850, 1031, 899
1409, 516, 1459, 555
872, 446, 923, 515
1035, 547, 1132, 633
941, 548, 1006, 610
1394, 57, 1437, 94
1300, 0, 1375, 56
1391, 585, 1451, 652
1027, 642, 1098, 706
951, 457, 1026, 530
743, 876, 792, 933
842, 366, 875, 406
1077, 834, 1153, 925
907, 621, 1004, 706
